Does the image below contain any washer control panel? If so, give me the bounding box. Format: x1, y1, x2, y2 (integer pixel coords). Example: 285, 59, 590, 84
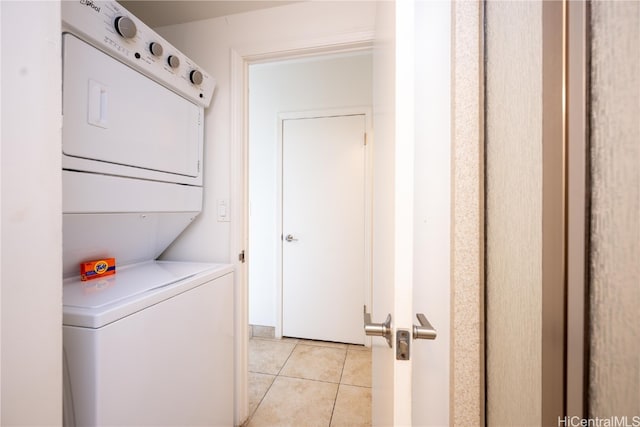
62, 0, 215, 108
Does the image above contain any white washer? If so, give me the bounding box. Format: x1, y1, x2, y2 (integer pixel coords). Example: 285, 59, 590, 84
63, 262, 234, 426
60, 2, 232, 426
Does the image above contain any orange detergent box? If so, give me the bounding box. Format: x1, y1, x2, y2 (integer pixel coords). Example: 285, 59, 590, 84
80, 258, 116, 281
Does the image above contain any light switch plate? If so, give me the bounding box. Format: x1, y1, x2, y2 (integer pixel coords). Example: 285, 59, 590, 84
217, 199, 230, 222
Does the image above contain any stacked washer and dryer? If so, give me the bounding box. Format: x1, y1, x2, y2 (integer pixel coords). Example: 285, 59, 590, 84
61, 2, 233, 426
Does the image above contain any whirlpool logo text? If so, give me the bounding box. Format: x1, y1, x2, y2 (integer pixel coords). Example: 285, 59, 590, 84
80, 0, 101, 13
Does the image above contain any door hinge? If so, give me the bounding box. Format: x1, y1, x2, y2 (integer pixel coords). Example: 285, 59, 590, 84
197, 160, 201, 173
364, 132, 367, 146
238, 250, 246, 263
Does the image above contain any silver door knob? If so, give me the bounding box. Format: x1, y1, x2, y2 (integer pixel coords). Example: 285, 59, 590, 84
413, 313, 437, 340
363, 305, 392, 348
285, 234, 298, 242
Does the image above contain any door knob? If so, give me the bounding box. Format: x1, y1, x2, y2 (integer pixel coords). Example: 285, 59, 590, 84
363, 305, 392, 348
413, 313, 437, 340
285, 234, 298, 242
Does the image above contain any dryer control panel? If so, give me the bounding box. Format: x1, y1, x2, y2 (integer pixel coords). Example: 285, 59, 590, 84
62, 0, 215, 108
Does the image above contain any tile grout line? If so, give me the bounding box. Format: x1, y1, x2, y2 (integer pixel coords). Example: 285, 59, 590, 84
248, 338, 371, 426
276, 373, 341, 386
247, 338, 298, 426
328, 347, 349, 427
274, 340, 299, 377
246, 372, 277, 425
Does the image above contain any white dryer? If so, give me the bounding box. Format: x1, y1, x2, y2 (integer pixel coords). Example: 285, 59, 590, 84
60, 2, 233, 426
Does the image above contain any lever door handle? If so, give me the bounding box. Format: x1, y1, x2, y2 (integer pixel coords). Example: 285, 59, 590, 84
363, 305, 392, 348
413, 313, 437, 340
285, 234, 298, 242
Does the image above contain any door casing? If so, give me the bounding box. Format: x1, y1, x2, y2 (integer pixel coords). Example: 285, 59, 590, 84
229, 34, 374, 424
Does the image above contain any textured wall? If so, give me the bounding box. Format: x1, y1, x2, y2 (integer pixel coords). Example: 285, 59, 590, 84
589, 1, 640, 417
451, 1, 484, 425
485, 1, 543, 425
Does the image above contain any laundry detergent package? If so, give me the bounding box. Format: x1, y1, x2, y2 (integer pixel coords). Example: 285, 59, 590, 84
80, 258, 116, 281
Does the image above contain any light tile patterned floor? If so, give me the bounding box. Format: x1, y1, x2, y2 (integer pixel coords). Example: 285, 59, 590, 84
246, 337, 371, 427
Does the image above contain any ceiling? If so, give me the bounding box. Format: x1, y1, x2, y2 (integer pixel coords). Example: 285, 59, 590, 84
118, 1, 299, 28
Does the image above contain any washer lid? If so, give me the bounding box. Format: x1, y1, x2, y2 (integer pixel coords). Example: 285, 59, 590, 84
63, 261, 233, 328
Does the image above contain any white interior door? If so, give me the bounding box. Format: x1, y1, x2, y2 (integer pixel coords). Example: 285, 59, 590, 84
371, 1, 451, 425
282, 114, 367, 345
370, 1, 413, 425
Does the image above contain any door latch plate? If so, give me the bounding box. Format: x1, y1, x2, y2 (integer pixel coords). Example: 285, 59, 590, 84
396, 329, 410, 360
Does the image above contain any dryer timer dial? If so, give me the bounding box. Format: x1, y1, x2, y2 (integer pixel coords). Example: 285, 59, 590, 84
114, 16, 137, 39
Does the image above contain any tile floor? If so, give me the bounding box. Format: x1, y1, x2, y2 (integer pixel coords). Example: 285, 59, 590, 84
246, 337, 372, 427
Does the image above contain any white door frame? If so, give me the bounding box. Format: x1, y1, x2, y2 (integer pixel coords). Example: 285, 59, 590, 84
229, 31, 374, 425
276, 108, 373, 341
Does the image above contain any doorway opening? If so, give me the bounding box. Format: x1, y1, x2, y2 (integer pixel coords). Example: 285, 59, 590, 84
247, 51, 373, 342
244, 50, 373, 425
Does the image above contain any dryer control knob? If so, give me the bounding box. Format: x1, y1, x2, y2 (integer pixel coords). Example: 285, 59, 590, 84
149, 42, 163, 57
167, 55, 180, 69
114, 16, 137, 39
190, 70, 204, 85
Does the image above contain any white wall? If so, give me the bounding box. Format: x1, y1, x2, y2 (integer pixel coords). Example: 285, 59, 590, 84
156, 2, 376, 264
1, 1, 62, 424
248, 52, 372, 327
